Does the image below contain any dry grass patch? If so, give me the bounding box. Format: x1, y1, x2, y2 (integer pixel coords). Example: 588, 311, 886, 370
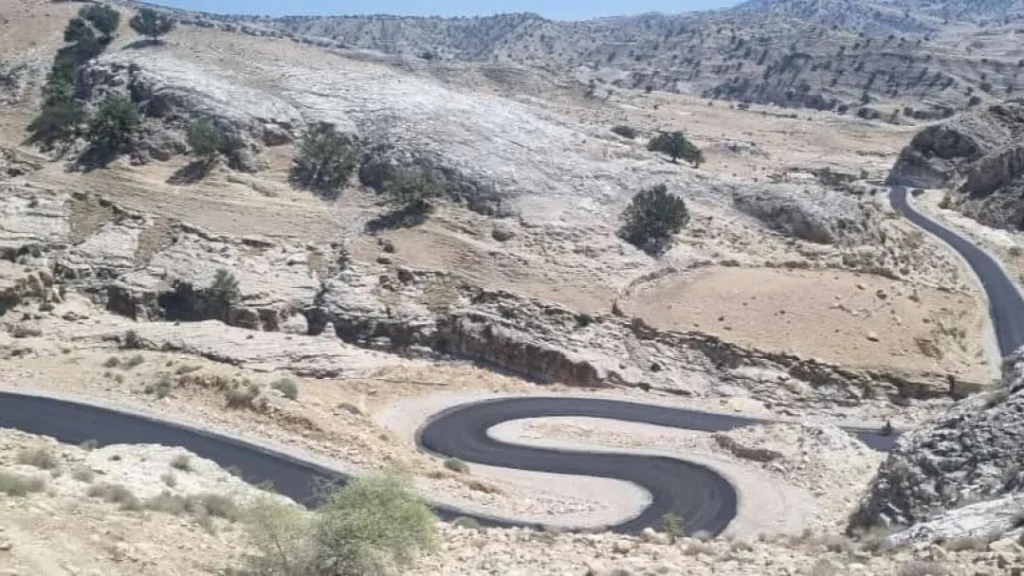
161, 471, 177, 487
88, 483, 142, 511
170, 454, 192, 472
16, 446, 59, 470
270, 377, 299, 401
443, 458, 469, 474
71, 467, 95, 483
0, 470, 47, 496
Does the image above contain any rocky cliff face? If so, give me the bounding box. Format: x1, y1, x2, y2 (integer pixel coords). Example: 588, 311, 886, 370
888, 99, 1024, 229
850, 348, 1024, 534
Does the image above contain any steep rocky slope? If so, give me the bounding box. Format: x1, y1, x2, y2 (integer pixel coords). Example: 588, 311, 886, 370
888, 98, 1024, 229
141, 0, 1021, 117
850, 348, 1024, 542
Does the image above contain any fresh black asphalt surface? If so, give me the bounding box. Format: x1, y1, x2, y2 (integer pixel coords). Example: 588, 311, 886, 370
0, 185, 1016, 536
890, 186, 1024, 355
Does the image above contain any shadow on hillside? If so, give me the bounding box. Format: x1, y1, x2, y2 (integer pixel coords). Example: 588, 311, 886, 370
364, 207, 429, 233
167, 161, 212, 185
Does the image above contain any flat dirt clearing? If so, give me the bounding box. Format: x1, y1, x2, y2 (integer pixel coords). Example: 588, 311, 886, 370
621, 266, 993, 380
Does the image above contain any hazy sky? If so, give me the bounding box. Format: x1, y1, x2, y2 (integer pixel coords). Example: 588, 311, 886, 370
155, 0, 743, 20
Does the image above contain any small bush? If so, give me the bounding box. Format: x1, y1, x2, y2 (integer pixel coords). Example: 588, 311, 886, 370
16, 447, 59, 470
26, 99, 86, 150
144, 491, 191, 515
80, 439, 99, 451
209, 269, 241, 312
103, 356, 121, 368
170, 454, 192, 472
620, 183, 689, 255
86, 96, 140, 162
195, 493, 240, 521
271, 378, 299, 401
443, 458, 469, 474
611, 125, 638, 139
129, 8, 174, 42
145, 375, 174, 399
88, 483, 142, 511
175, 364, 201, 375
0, 471, 47, 496
186, 119, 226, 161
122, 329, 142, 349
161, 471, 177, 487
941, 536, 989, 552
241, 497, 315, 574
291, 122, 360, 198
451, 516, 482, 531
71, 467, 95, 483
383, 169, 444, 215
661, 512, 683, 543
124, 354, 145, 369
648, 131, 704, 167
226, 382, 262, 410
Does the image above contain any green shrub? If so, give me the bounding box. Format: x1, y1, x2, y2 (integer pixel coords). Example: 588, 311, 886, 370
209, 269, 241, 311
661, 512, 683, 543
443, 458, 469, 474
226, 382, 261, 410
63, 17, 95, 44
16, 447, 59, 470
291, 122, 360, 198
26, 99, 86, 149
451, 516, 482, 531
0, 471, 47, 496
620, 183, 689, 254
103, 356, 121, 368
145, 375, 174, 399
124, 354, 145, 369
144, 491, 191, 515
79, 4, 120, 38
241, 497, 315, 574
80, 439, 99, 451
86, 96, 140, 161
648, 131, 704, 167
611, 125, 638, 139
271, 378, 299, 401
186, 119, 226, 161
129, 8, 174, 42
195, 493, 241, 521
122, 329, 142, 349
72, 467, 96, 483
383, 169, 444, 214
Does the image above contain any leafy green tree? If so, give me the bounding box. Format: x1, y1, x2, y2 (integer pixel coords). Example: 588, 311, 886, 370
647, 131, 704, 167
313, 475, 437, 575
383, 169, 444, 214
620, 183, 689, 254
186, 119, 226, 162
63, 18, 95, 44
86, 96, 140, 160
290, 122, 360, 198
26, 99, 86, 150
80, 5, 121, 39
129, 8, 174, 42
208, 269, 241, 313
611, 125, 638, 139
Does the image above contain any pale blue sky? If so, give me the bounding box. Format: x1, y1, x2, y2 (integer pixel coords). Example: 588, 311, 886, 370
155, 0, 742, 20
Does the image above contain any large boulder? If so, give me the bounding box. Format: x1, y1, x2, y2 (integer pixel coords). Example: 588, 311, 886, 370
732, 184, 876, 245
849, 348, 1024, 531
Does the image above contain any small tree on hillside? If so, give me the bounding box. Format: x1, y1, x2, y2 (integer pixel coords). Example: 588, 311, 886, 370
186, 119, 226, 163
648, 131, 704, 167
383, 169, 444, 215
63, 18, 96, 44
86, 96, 140, 160
291, 122, 360, 198
26, 99, 86, 150
80, 4, 120, 39
620, 184, 689, 254
130, 8, 174, 43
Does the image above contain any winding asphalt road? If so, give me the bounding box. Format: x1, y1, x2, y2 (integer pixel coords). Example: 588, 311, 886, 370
0, 185, 1018, 537
889, 186, 1024, 355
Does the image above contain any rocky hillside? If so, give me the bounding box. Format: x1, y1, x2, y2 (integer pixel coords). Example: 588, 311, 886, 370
888, 98, 1024, 229
849, 348, 1024, 543
139, 0, 1023, 118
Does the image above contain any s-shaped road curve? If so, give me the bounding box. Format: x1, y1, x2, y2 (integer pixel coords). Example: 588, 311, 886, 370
0, 187, 1016, 537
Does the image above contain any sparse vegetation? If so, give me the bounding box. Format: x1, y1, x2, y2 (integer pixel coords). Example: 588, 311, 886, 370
271, 377, 299, 401
242, 474, 436, 576
80, 439, 99, 451
619, 183, 689, 254
86, 96, 140, 163
88, 482, 143, 511
291, 122, 360, 198
611, 125, 638, 139
79, 4, 120, 39
0, 471, 47, 496
451, 516, 482, 531
443, 457, 470, 474
71, 466, 96, 483
130, 8, 175, 43
103, 356, 121, 368
186, 119, 227, 162
383, 168, 444, 215
145, 375, 174, 399
170, 454, 192, 472
226, 382, 263, 410
661, 512, 683, 543
124, 354, 145, 369
16, 446, 59, 470
647, 131, 704, 167
161, 471, 177, 487
122, 329, 142, 349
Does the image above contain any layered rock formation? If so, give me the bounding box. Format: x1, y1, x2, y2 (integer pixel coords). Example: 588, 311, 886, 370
850, 348, 1024, 538
888, 99, 1024, 229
